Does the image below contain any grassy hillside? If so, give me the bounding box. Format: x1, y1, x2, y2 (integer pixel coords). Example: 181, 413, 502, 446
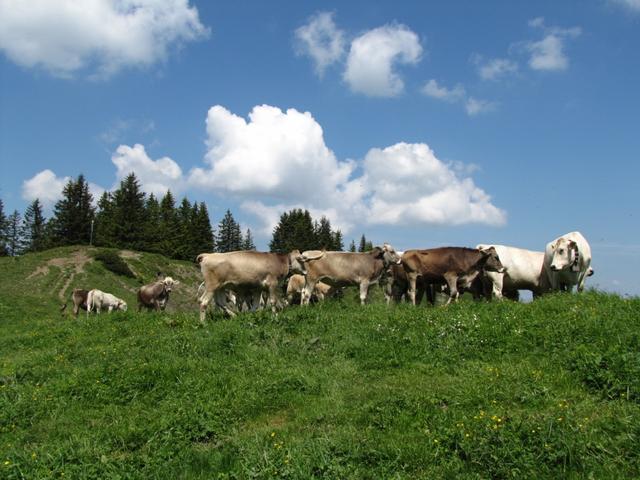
1, 248, 639, 478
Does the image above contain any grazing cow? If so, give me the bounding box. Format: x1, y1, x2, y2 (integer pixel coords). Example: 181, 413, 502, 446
86, 289, 127, 315
401, 247, 505, 305
298, 244, 402, 305
286, 274, 336, 305
544, 231, 593, 292
60, 288, 90, 317
197, 250, 304, 323
475, 244, 548, 300
137, 276, 179, 311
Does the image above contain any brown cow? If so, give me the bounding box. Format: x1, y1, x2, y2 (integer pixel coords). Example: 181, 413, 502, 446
60, 288, 89, 317
402, 247, 505, 305
137, 276, 179, 312
196, 250, 304, 323
298, 243, 401, 305
382, 264, 428, 305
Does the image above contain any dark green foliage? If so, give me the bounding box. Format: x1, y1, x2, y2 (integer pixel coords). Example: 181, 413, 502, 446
142, 193, 162, 254
48, 174, 95, 246
94, 191, 116, 247
93, 249, 136, 278
216, 209, 242, 253
21, 199, 47, 253
242, 228, 256, 250
192, 202, 215, 256
158, 190, 181, 257
0, 198, 7, 256
5, 209, 24, 256
349, 239, 357, 252
111, 173, 146, 251
270, 209, 343, 253
358, 233, 374, 252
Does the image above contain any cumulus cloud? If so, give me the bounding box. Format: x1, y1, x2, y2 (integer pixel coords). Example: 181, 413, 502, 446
0, 0, 209, 78
112, 144, 184, 196
22, 169, 104, 207
187, 105, 505, 233
343, 24, 422, 97
421, 79, 494, 117
421, 79, 465, 102
525, 17, 581, 72
294, 11, 345, 77
476, 57, 518, 80
611, 0, 640, 11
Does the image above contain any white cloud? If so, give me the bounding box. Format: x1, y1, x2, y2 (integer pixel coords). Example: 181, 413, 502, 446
526, 18, 581, 72
294, 11, 345, 77
611, 0, 640, 11
112, 144, 184, 196
343, 24, 422, 97
465, 97, 496, 116
22, 170, 70, 207
477, 58, 518, 80
0, 0, 209, 78
421, 79, 465, 102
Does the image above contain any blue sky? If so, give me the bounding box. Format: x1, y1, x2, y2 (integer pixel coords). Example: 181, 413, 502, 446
1, 0, 639, 295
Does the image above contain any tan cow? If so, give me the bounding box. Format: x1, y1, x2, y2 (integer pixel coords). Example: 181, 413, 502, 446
86, 289, 127, 315
137, 276, 179, 311
298, 244, 401, 305
196, 250, 304, 323
402, 247, 505, 305
286, 274, 336, 305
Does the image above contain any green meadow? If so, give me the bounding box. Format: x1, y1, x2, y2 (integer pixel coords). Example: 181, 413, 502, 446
1, 247, 639, 478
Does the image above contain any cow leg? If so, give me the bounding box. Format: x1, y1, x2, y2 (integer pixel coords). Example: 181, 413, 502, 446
443, 273, 459, 305
302, 278, 317, 306
199, 290, 215, 324
407, 273, 418, 305
359, 280, 370, 305
416, 279, 426, 305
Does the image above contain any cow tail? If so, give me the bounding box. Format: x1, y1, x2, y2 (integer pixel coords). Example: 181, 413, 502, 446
60, 302, 67, 314
196, 253, 206, 264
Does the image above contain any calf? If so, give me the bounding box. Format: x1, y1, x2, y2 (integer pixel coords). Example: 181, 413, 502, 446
86, 289, 127, 315
402, 247, 505, 305
286, 274, 336, 305
137, 276, 179, 312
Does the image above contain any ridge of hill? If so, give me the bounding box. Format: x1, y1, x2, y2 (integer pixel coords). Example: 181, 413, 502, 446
0, 246, 203, 315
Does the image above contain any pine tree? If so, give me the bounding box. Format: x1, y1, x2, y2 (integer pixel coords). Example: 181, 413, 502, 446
142, 193, 162, 253
358, 234, 367, 252
315, 216, 334, 250
94, 191, 116, 247
49, 175, 95, 246
158, 191, 180, 258
348, 239, 356, 252
192, 202, 214, 256
21, 199, 47, 252
175, 197, 195, 260
333, 229, 344, 251
6, 210, 24, 256
269, 209, 318, 253
216, 209, 242, 252
242, 228, 256, 250
111, 173, 146, 250
0, 198, 7, 256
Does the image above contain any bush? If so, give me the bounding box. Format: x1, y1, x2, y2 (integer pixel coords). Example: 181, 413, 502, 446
93, 250, 136, 278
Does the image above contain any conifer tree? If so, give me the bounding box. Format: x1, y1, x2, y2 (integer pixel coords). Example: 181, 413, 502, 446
192, 202, 214, 256
111, 173, 146, 250
94, 192, 116, 247
21, 199, 47, 252
348, 239, 356, 252
242, 228, 256, 250
333, 229, 344, 251
0, 198, 7, 256
49, 175, 95, 246
175, 197, 195, 260
6, 210, 24, 256
358, 234, 367, 252
142, 193, 162, 253
158, 190, 180, 258
216, 209, 242, 252
269, 208, 317, 253
315, 216, 334, 250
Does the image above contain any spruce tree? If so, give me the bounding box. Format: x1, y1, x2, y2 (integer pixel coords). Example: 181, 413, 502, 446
333, 229, 344, 251
94, 191, 116, 247
158, 191, 180, 258
0, 198, 7, 256
6, 210, 24, 256
49, 175, 95, 246
111, 173, 146, 250
358, 234, 367, 252
21, 199, 47, 252
192, 202, 214, 256
348, 239, 356, 252
269, 208, 317, 253
315, 216, 334, 250
142, 193, 162, 253
242, 228, 256, 250
216, 209, 242, 252
175, 197, 195, 260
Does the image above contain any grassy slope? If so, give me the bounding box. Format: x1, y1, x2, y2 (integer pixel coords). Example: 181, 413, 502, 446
1, 248, 639, 479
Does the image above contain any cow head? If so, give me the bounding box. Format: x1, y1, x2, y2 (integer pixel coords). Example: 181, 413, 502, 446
373, 243, 402, 266
162, 277, 179, 292
479, 246, 506, 273
549, 237, 579, 272
288, 249, 306, 275
118, 300, 128, 312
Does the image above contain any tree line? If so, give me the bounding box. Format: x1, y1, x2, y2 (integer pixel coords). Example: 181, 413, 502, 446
0, 173, 373, 259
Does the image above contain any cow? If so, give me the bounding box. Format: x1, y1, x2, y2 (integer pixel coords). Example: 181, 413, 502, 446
86, 289, 127, 315
382, 264, 427, 305
475, 244, 548, 300
401, 247, 505, 305
196, 250, 304, 323
60, 288, 90, 317
137, 276, 179, 312
544, 231, 593, 293
286, 274, 336, 305
297, 244, 402, 306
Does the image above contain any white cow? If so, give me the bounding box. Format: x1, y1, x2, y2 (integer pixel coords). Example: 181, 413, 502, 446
544, 231, 593, 293
87, 289, 128, 315
476, 244, 548, 300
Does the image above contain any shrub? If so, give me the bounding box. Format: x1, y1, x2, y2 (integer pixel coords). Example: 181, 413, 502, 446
93, 250, 136, 278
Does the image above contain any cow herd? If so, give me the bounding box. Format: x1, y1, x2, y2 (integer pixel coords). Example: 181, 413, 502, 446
61, 231, 593, 323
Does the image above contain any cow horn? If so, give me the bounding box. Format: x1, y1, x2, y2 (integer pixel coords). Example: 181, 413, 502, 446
302, 250, 325, 261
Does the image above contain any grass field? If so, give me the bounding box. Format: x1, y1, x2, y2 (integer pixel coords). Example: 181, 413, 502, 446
1, 247, 639, 478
